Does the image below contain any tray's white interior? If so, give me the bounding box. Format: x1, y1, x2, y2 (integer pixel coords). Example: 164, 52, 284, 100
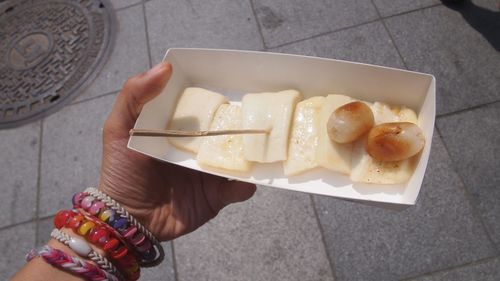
128, 48, 436, 205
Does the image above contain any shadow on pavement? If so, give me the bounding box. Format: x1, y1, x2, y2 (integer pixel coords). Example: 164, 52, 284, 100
441, 0, 500, 52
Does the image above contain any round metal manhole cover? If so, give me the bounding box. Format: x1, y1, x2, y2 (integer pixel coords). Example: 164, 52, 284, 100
0, 0, 116, 129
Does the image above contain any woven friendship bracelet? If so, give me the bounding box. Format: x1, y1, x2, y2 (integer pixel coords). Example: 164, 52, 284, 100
54, 209, 140, 281
26, 245, 119, 281
50, 229, 125, 281
83, 187, 164, 267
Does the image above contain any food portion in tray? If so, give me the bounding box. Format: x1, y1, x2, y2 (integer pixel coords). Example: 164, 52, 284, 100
167, 87, 425, 185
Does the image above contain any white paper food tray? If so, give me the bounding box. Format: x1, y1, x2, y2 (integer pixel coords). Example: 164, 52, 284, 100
128, 48, 436, 206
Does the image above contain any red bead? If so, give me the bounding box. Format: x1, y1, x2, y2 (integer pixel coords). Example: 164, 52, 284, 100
89, 228, 109, 245
68, 214, 84, 230
54, 210, 72, 229
110, 246, 128, 260
103, 238, 119, 252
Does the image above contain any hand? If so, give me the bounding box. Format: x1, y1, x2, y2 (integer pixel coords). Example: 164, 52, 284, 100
99, 62, 256, 241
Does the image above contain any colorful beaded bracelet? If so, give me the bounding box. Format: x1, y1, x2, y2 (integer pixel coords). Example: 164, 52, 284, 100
26, 245, 119, 281
72, 187, 164, 267
50, 228, 125, 281
54, 209, 140, 281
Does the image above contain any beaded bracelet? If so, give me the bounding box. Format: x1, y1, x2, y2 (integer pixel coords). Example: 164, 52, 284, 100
73, 187, 164, 267
26, 245, 119, 281
54, 209, 140, 281
50, 228, 125, 281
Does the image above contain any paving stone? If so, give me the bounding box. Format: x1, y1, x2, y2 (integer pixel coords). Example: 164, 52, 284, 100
273, 21, 405, 69
385, 5, 500, 115
109, 0, 141, 10
36, 216, 54, 248
140, 243, 176, 281
373, 0, 440, 17
75, 5, 149, 102
410, 257, 500, 281
0, 222, 36, 280
174, 186, 333, 281
437, 102, 500, 248
39, 95, 116, 217
313, 133, 496, 281
0, 122, 40, 228
145, 0, 264, 64
253, 0, 379, 48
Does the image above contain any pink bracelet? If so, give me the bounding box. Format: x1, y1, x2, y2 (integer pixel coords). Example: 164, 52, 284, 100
26, 245, 119, 281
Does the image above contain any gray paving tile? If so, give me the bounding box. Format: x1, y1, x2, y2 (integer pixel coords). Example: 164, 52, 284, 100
385, 5, 500, 115
373, 0, 440, 17
0, 122, 39, 228
174, 187, 333, 281
437, 102, 500, 249
39, 94, 116, 217
410, 257, 500, 281
36, 216, 54, 248
109, 0, 140, 10
273, 21, 405, 69
0, 222, 36, 280
314, 133, 496, 281
145, 0, 264, 64
253, 0, 379, 48
75, 5, 149, 102
140, 242, 176, 281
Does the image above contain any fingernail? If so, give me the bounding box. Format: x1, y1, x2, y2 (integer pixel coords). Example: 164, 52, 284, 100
148, 62, 169, 75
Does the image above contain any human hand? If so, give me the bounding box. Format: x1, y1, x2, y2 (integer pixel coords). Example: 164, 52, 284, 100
99, 62, 256, 241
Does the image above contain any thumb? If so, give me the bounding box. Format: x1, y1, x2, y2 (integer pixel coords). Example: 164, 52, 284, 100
104, 62, 172, 139
218, 180, 257, 208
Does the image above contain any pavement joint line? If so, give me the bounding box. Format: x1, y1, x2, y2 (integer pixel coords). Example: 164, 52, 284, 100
0, 218, 38, 232
268, 18, 381, 50
400, 255, 500, 280
382, 3, 443, 21
70, 90, 120, 107
34, 119, 44, 247
309, 195, 338, 280
370, 0, 409, 70
142, 1, 154, 68
114, 1, 143, 12
170, 241, 179, 281
248, 0, 268, 50
436, 100, 500, 119
434, 127, 500, 253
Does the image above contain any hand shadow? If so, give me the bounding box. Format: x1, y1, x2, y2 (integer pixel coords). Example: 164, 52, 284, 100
441, 0, 500, 52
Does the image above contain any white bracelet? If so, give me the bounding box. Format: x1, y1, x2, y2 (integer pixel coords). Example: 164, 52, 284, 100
50, 229, 125, 281
84, 187, 164, 267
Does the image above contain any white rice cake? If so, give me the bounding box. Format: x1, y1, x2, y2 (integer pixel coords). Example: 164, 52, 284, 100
350, 102, 419, 184
168, 87, 228, 153
316, 94, 354, 174
197, 104, 251, 172
242, 90, 301, 163
283, 96, 325, 176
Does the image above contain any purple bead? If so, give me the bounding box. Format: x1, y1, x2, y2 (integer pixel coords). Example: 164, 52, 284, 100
89, 201, 105, 215
142, 248, 157, 262
72, 192, 85, 207
112, 217, 128, 231
136, 239, 152, 252
131, 233, 145, 246
81, 196, 95, 210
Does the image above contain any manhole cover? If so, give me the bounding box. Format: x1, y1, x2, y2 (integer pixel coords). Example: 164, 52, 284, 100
0, 0, 116, 129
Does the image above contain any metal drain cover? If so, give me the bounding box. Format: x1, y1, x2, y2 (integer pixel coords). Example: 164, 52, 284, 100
0, 0, 116, 129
